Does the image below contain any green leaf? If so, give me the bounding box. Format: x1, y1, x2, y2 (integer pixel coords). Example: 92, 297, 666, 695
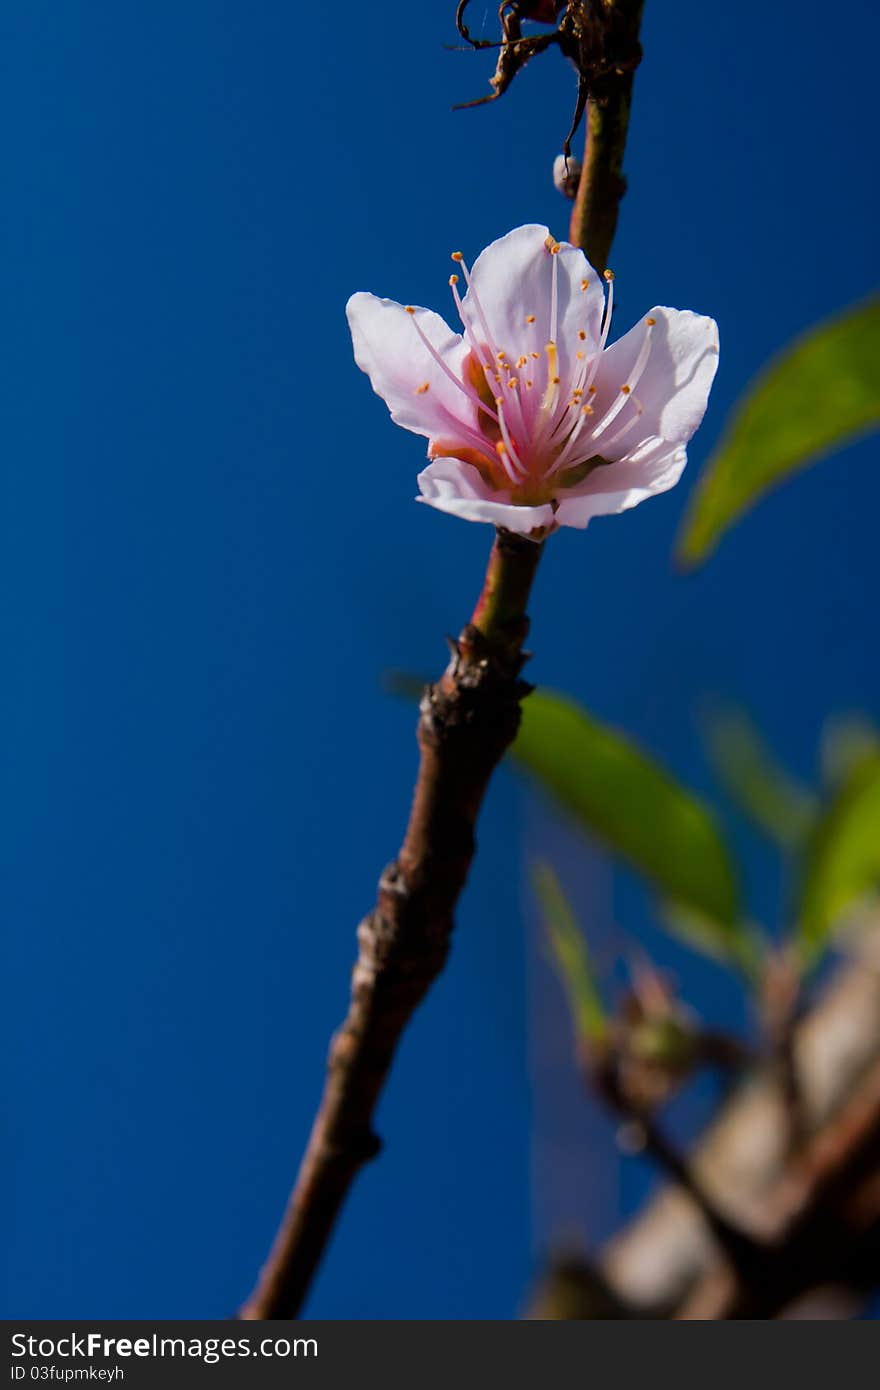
678, 298, 880, 567
820, 713, 880, 793
514, 692, 747, 959
702, 707, 817, 850
798, 753, 880, 962
533, 863, 607, 1043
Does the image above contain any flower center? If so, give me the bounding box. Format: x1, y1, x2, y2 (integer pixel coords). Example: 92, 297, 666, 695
409, 241, 656, 507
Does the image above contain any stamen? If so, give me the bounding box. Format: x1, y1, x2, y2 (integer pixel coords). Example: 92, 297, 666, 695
453, 252, 501, 368
494, 402, 528, 481
590, 320, 655, 443
600, 272, 615, 352
454, 251, 533, 445
525, 315, 536, 324
545, 269, 615, 446
415, 382, 430, 394
404, 306, 499, 427
546, 319, 654, 477
600, 397, 644, 452
549, 248, 559, 347
540, 341, 560, 414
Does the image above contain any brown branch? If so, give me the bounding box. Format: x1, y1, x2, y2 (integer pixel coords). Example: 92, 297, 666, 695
568, 0, 645, 271
241, 529, 542, 1318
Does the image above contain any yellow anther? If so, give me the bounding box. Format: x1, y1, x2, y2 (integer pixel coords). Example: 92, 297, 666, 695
415, 382, 430, 394
572, 389, 583, 399
582, 404, 594, 415
526, 380, 533, 388
531, 351, 540, 359
525, 314, 536, 324
497, 351, 506, 361
451, 251, 463, 262
621, 385, 631, 394
576, 350, 585, 360
495, 396, 504, 407
646, 316, 656, 326
507, 378, 519, 389
578, 330, 587, 341
449, 274, 460, 286
517, 356, 527, 368
603, 269, 615, 282
495, 441, 507, 455
405, 305, 415, 314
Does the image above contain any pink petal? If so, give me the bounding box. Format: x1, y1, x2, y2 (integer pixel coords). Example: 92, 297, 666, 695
460, 225, 605, 384
417, 457, 555, 535
592, 307, 719, 457
555, 443, 688, 529
346, 293, 480, 442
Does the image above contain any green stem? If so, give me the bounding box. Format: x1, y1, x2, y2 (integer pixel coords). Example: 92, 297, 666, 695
470, 529, 543, 663
569, 0, 645, 271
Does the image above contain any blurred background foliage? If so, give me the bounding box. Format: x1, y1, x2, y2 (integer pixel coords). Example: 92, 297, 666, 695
523, 297, 880, 1003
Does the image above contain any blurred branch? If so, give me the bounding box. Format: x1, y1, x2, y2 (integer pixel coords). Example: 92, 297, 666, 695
589, 1050, 766, 1280
242, 530, 541, 1318
594, 930, 880, 1316
679, 1050, 880, 1317
569, 0, 645, 270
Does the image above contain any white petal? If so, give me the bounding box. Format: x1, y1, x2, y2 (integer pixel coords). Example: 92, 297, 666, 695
346, 292, 480, 442
592, 307, 719, 456
416, 458, 555, 534
555, 443, 688, 528
460, 224, 605, 381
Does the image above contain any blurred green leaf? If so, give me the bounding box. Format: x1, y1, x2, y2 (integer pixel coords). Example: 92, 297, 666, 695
798, 753, 880, 961
533, 863, 607, 1043
703, 707, 817, 850
515, 692, 748, 961
678, 298, 880, 567
820, 713, 880, 793
659, 903, 761, 975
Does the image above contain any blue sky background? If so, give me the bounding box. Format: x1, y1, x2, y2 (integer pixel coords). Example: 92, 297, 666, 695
2, 0, 877, 1318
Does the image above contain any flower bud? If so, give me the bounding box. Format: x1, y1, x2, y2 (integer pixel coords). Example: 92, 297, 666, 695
553, 153, 582, 199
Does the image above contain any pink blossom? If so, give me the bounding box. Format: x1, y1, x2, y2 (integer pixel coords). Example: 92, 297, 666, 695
346, 225, 719, 537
